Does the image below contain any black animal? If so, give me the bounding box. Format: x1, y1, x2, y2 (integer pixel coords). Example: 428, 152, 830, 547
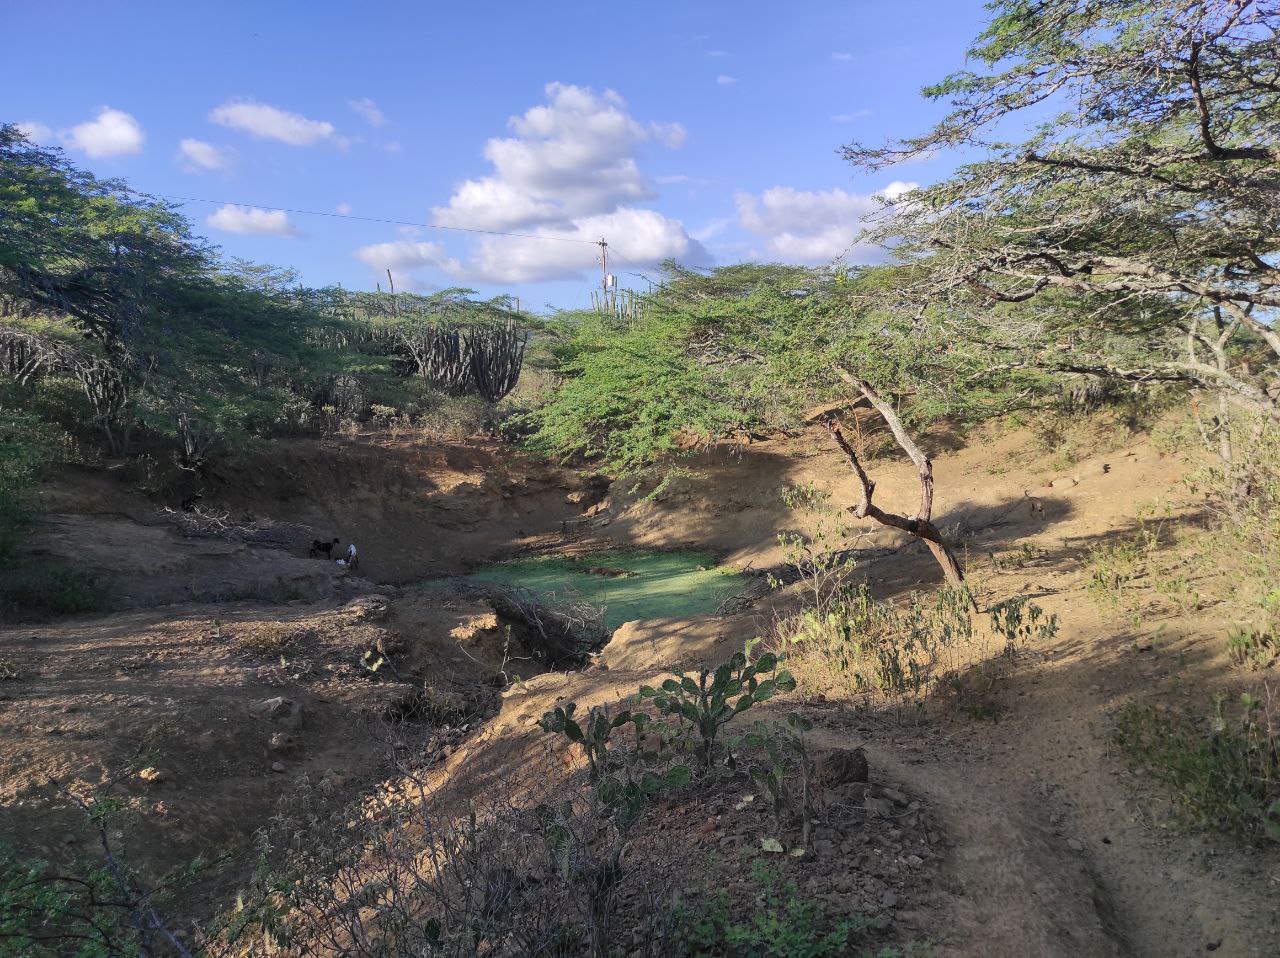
310, 537, 340, 558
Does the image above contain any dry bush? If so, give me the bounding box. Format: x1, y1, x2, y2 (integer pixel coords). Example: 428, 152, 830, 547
236, 622, 319, 657
218, 765, 683, 957
774, 584, 1056, 717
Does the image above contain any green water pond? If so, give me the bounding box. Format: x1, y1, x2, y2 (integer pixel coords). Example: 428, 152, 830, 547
460, 551, 743, 630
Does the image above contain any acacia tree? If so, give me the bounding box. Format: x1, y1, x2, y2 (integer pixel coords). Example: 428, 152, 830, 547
846, 0, 1280, 468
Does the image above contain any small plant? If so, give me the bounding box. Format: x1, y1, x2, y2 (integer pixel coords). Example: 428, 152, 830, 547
640, 646, 796, 771
1226, 628, 1278, 671
1113, 692, 1280, 843
989, 596, 1060, 655
678, 860, 864, 958
539, 702, 643, 782
737, 713, 815, 835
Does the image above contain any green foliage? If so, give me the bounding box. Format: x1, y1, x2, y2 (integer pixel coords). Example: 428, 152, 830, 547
0, 408, 63, 560
523, 263, 1007, 474
639, 646, 797, 770
1226, 628, 1278, 672
0, 566, 104, 618
1113, 694, 1280, 844
678, 861, 862, 958
0, 844, 142, 957
988, 596, 1059, 655
539, 701, 644, 782
736, 713, 814, 828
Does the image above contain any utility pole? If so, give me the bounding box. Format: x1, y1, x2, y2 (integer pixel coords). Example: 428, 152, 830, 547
597, 237, 609, 291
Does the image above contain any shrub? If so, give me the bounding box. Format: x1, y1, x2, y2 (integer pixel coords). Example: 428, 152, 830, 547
778, 584, 1055, 713
0, 409, 63, 562
1113, 693, 1280, 843
677, 860, 864, 958
0, 566, 104, 618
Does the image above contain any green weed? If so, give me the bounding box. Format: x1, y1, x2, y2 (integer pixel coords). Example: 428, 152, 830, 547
678, 860, 865, 958
1113, 693, 1280, 843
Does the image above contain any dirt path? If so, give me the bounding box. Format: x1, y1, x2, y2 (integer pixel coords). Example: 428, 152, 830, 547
807, 612, 1280, 958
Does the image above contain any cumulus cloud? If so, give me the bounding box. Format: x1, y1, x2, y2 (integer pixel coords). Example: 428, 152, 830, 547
210, 99, 338, 146
734, 182, 917, 263
16, 120, 52, 143
716, 75, 738, 86
356, 83, 698, 286
63, 108, 145, 157
431, 83, 684, 232
462, 208, 708, 284
177, 138, 232, 172
206, 204, 299, 237
354, 240, 461, 289
348, 97, 385, 126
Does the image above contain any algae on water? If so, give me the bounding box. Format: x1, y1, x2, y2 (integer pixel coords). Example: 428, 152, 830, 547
466, 551, 742, 630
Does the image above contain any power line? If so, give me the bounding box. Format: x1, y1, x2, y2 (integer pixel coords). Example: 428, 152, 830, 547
159, 194, 600, 246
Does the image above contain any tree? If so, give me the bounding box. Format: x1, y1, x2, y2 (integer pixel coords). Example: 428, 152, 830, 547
845, 0, 1280, 467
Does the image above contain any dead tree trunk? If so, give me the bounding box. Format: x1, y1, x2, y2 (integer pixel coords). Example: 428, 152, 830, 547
824, 367, 970, 596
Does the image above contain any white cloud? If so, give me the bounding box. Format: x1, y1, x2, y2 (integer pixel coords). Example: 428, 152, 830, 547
708, 49, 729, 57
655, 173, 690, 184
462, 208, 706, 284
63, 108, 144, 157
177, 138, 232, 172
336, 201, 352, 215
348, 97, 386, 126
431, 82, 683, 232
210, 99, 338, 146
354, 241, 461, 289
206, 204, 299, 237
716, 75, 738, 86
832, 52, 853, 62
16, 120, 52, 143
357, 83, 697, 286
734, 182, 917, 263
831, 109, 872, 123
383, 140, 402, 153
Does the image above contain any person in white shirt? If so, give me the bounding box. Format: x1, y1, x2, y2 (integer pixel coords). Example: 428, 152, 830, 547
346, 542, 358, 570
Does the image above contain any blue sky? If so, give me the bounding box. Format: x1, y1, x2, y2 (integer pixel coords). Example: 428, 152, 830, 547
2, 1, 991, 311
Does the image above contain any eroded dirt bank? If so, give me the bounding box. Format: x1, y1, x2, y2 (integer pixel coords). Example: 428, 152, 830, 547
2, 425, 1277, 955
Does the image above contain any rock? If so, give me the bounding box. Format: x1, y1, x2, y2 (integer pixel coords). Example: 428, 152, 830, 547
450, 613, 500, 643
812, 840, 837, 857
814, 747, 870, 787
268, 732, 296, 754
881, 787, 909, 807
881, 891, 899, 909
375, 631, 407, 655
346, 682, 423, 721
1067, 838, 1084, 852
865, 797, 895, 818
1050, 476, 1079, 489
345, 594, 392, 622
270, 762, 285, 773
249, 696, 303, 730
565, 490, 589, 505
905, 854, 924, 867
137, 767, 164, 784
